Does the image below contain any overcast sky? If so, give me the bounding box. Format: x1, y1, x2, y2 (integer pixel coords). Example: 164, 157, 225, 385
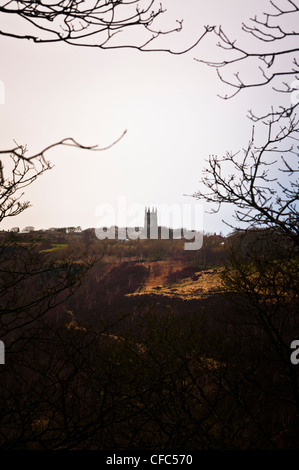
0, 0, 292, 234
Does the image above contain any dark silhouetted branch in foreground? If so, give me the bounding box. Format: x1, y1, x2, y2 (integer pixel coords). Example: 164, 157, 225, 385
0, 0, 214, 54
0, 130, 126, 221
195, 0, 299, 121
0, 130, 127, 164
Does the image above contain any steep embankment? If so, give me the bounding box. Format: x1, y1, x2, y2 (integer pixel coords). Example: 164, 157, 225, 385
127, 260, 224, 299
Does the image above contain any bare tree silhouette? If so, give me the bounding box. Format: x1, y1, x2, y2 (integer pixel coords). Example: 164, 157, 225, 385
193, 117, 299, 242
191, 1, 299, 449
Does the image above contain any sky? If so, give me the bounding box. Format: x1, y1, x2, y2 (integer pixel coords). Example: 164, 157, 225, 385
0, 0, 293, 235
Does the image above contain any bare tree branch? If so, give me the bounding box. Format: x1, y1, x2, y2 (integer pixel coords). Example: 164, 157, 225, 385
0, 0, 213, 54
195, 1, 299, 119
0, 130, 127, 164
0, 129, 127, 223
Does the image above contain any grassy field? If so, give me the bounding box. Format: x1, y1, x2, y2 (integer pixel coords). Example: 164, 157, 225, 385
40, 243, 68, 253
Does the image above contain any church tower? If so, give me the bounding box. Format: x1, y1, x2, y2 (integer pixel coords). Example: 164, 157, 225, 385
144, 207, 158, 239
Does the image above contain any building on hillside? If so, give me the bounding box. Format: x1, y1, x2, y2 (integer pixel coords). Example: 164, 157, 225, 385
66, 226, 82, 234
22, 226, 35, 233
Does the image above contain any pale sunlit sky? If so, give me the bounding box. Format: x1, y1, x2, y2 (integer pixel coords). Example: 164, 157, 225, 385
0, 0, 293, 234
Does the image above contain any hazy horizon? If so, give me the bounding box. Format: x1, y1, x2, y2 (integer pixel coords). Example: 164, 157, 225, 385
0, 1, 289, 235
